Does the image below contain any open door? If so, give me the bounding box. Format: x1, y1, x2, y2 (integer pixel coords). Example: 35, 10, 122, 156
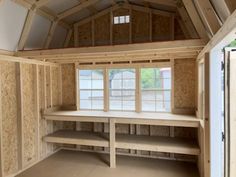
225, 48, 236, 177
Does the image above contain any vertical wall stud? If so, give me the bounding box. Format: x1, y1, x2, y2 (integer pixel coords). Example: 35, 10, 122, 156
109, 118, 116, 168
0, 64, 4, 177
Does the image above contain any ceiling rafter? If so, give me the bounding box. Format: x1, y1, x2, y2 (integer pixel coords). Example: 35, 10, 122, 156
181, 0, 209, 39
58, 0, 100, 20
194, 0, 221, 35
143, 0, 177, 7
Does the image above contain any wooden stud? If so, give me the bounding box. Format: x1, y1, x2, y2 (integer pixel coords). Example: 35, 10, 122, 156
104, 69, 109, 112
149, 10, 152, 42
34, 65, 40, 161
75, 64, 79, 111
170, 14, 175, 40
177, 4, 199, 39
135, 67, 141, 113
110, 9, 113, 45
15, 63, 23, 170
63, 29, 73, 48
129, 6, 132, 44
74, 24, 79, 47
0, 64, 3, 177
194, 0, 221, 35
91, 19, 95, 46
182, 0, 208, 39
18, 9, 36, 50
109, 118, 116, 168
44, 21, 58, 49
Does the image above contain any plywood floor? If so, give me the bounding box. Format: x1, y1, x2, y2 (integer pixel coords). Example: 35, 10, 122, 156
17, 150, 199, 177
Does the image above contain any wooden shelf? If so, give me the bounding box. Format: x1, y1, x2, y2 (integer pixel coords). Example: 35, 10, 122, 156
44, 130, 109, 147
116, 134, 200, 156
44, 110, 200, 128
44, 130, 200, 156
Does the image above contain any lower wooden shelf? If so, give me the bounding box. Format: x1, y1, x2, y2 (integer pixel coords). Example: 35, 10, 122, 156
44, 130, 109, 147
116, 134, 200, 155
44, 130, 200, 156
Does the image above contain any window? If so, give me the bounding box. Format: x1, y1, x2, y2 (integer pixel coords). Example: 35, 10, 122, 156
79, 70, 104, 110
141, 68, 171, 112
109, 69, 135, 111
114, 15, 130, 24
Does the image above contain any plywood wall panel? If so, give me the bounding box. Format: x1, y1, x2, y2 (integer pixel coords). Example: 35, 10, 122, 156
132, 10, 150, 43
51, 67, 60, 106
174, 59, 196, 109
113, 8, 130, 45
62, 64, 75, 106
21, 64, 37, 166
0, 61, 18, 175
174, 18, 186, 40
152, 14, 171, 41
78, 22, 92, 47
94, 13, 110, 46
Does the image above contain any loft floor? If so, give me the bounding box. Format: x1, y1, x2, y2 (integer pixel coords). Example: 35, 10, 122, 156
16, 150, 199, 177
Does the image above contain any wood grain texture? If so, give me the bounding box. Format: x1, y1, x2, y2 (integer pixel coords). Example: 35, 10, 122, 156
21, 64, 37, 167
78, 22, 92, 47
0, 61, 18, 175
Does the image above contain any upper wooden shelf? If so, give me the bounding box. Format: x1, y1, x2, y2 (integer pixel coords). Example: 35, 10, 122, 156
44, 110, 200, 128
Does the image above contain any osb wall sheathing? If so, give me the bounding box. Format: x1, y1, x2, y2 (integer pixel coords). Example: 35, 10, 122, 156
152, 14, 171, 41
21, 64, 37, 166
132, 10, 150, 43
51, 67, 60, 107
174, 58, 196, 110
0, 61, 18, 175
62, 64, 76, 130
113, 8, 130, 44
94, 13, 110, 46
78, 22, 92, 47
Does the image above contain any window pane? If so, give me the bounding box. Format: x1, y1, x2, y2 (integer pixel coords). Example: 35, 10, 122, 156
80, 80, 91, 89
80, 90, 91, 100
123, 79, 135, 89
92, 100, 103, 110
110, 90, 122, 99
114, 17, 119, 24
123, 101, 135, 110
119, 16, 125, 23
79, 69, 104, 110
110, 100, 122, 110
92, 80, 103, 89
142, 90, 155, 101
80, 100, 91, 109
122, 90, 135, 100
141, 67, 171, 112
92, 90, 103, 99
125, 15, 130, 23
142, 101, 155, 112
79, 70, 92, 80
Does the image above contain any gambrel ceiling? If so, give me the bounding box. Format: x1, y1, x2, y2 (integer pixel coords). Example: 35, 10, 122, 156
0, 0, 235, 51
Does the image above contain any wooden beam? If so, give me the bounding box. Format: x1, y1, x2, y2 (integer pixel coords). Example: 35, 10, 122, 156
176, 5, 199, 38
15, 63, 23, 170
109, 119, 116, 168
225, 0, 236, 13
58, 0, 99, 20
194, 0, 221, 35
44, 21, 58, 49
143, 0, 177, 7
74, 24, 79, 47
35, 0, 51, 8
198, 10, 236, 59
0, 64, 3, 177
18, 9, 36, 50
17, 39, 206, 58
182, 0, 209, 39
63, 29, 73, 48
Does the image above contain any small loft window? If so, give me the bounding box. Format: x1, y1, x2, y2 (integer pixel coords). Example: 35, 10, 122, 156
114, 15, 130, 24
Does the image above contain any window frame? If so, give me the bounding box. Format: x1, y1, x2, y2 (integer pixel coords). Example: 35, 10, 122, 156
76, 62, 172, 113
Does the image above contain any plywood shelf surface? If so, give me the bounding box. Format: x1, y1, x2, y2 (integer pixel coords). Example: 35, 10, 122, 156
44, 130, 109, 147
44, 130, 200, 156
116, 134, 200, 155
44, 110, 200, 127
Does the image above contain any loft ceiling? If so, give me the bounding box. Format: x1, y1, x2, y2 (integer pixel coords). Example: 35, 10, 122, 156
2, 0, 235, 51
